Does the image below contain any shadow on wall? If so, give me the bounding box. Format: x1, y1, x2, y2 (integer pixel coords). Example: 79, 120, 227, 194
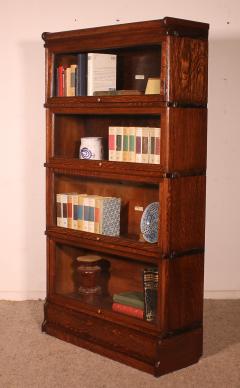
21, 40, 46, 303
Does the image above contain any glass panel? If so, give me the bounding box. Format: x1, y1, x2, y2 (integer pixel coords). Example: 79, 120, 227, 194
53, 45, 162, 97
54, 113, 161, 164
54, 244, 159, 325
54, 174, 159, 243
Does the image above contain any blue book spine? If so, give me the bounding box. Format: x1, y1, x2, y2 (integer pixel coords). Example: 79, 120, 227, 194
77, 53, 87, 96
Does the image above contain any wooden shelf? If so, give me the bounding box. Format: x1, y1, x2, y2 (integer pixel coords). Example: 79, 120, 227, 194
46, 225, 161, 263
45, 95, 166, 114
46, 157, 165, 183
49, 293, 158, 334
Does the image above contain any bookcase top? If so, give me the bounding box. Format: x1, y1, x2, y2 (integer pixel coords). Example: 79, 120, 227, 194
42, 17, 209, 45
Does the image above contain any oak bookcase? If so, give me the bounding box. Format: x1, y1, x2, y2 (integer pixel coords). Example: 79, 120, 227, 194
42, 17, 208, 376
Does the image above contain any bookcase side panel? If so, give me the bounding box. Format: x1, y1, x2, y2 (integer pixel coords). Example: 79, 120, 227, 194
167, 36, 208, 104
45, 48, 54, 100
169, 176, 206, 252
166, 108, 207, 173
46, 109, 54, 161
159, 179, 171, 254
164, 253, 204, 332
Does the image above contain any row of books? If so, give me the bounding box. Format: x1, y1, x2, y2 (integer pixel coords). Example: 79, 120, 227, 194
108, 126, 161, 164
56, 53, 117, 97
56, 193, 121, 237
112, 268, 159, 322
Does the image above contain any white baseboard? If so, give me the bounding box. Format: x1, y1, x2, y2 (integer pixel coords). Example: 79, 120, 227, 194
0, 291, 46, 301
0, 290, 239, 301
204, 290, 240, 299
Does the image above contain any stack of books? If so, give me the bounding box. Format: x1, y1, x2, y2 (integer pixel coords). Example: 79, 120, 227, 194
112, 291, 144, 319
108, 126, 161, 164
56, 193, 121, 236
112, 268, 159, 321
55, 53, 116, 97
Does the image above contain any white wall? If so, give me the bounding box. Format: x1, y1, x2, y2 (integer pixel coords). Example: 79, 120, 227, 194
0, 0, 239, 300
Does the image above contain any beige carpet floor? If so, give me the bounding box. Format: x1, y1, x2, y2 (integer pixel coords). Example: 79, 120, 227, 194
0, 300, 239, 388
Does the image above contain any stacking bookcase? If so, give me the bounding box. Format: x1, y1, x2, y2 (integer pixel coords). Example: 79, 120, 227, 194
42, 17, 208, 376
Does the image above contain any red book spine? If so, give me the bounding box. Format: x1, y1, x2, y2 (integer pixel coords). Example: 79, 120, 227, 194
58, 65, 64, 96
108, 134, 115, 150
112, 303, 144, 319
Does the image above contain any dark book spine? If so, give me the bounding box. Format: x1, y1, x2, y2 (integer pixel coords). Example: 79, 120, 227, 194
143, 268, 158, 322
77, 53, 87, 96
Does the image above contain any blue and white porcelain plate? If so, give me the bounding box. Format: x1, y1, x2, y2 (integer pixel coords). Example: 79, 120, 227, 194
140, 202, 160, 243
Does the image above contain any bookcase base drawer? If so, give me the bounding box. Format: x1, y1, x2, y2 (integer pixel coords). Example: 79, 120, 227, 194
43, 301, 202, 377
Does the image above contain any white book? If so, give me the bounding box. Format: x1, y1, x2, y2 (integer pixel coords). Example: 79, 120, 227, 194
149, 127, 156, 164
77, 194, 87, 231
115, 126, 124, 161
135, 127, 143, 163
72, 194, 79, 230
141, 127, 150, 163
123, 127, 129, 162
128, 127, 136, 162
154, 127, 161, 164
61, 194, 68, 228
87, 195, 96, 233
87, 53, 116, 96
83, 196, 90, 232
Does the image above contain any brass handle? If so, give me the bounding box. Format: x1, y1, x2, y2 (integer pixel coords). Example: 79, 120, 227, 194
97, 97, 101, 102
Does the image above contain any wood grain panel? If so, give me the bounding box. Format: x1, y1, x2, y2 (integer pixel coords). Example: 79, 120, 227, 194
167, 36, 208, 104
164, 254, 204, 332
160, 176, 206, 253
165, 108, 207, 172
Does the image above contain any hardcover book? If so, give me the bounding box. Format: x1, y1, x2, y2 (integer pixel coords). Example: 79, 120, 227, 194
77, 53, 87, 96
65, 67, 72, 97
56, 194, 62, 226
143, 268, 159, 322
67, 194, 74, 229
129, 127, 136, 162
149, 127, 155, 164
154, 128, 161, 164
100, 197, 121, 236
72, 194, 79, 230
77, 194, 86, 231
112, 303, 144, 319
57, 65, 64, 96
61, 194, 68, 228
87, 53, 116, 96
135, 127, 143, 163
70, 64, 77, 96
88, 195, 96, 233
113, 291, 144, 309
123, 127, 129, 162
115, 127, 123, 162
141, 127, 149, 163
108, 126, 116, 161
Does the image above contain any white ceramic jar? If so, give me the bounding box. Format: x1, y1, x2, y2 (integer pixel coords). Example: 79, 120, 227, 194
79, 137, 104, 160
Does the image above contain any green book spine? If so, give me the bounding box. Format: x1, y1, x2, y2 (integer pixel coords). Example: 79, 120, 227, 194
113, 292, 144, 309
